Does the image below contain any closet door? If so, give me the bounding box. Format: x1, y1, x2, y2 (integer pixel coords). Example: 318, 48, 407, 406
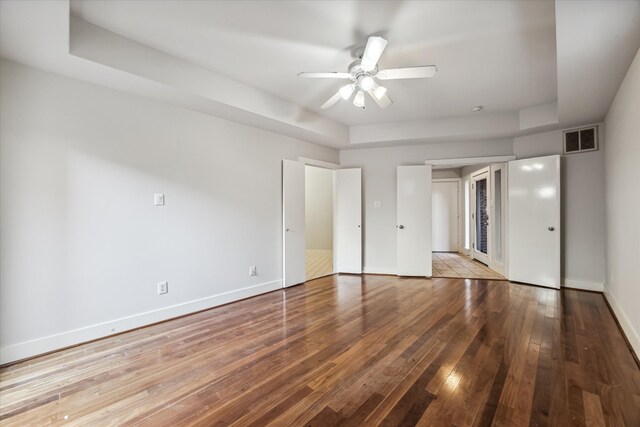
508, 155, 560, 288
397, 165, 432, 277
282, 160, 305, 287
335, 169, 362, 273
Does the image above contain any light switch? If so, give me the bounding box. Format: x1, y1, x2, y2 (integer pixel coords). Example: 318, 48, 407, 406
374, 201, 382, 209
154, 193, 165, 206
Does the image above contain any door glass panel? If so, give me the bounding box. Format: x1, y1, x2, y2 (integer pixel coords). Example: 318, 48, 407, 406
475, 178, 488, 254
493, 170, 502, 261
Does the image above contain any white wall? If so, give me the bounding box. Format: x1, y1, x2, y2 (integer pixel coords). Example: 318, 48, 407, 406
603, 47, 640, 355
339, 140, 513, 273
342, 132, 607, 290
304, 166, 333, 250
432, 168, 461, 179
0, 60, 338, 363
514, 129, 606, 290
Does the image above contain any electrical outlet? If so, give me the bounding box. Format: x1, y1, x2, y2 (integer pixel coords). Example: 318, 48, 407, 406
249, 266, 257, 276
157, 281, 168, 295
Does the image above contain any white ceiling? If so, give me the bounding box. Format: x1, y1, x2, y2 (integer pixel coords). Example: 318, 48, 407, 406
1, 0, 639, 149
71, 0, 558, 126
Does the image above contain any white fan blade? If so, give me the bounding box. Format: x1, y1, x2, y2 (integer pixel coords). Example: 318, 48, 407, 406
360, 36, 388, 72
377, 66, 437, 80
320, 90, 343, 109
368, 90, 393, 109
339, 84, 355, 100
298, 72, 352, 79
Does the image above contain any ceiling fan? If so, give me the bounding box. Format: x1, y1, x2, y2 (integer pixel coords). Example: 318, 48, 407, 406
298, 36, 437, 110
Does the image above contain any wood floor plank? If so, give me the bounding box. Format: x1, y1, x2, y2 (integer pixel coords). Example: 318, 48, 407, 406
1, 275, 639, 426
583, 390, 606, 427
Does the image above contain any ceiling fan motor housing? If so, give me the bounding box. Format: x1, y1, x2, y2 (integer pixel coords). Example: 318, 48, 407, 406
348, 60, 377, 80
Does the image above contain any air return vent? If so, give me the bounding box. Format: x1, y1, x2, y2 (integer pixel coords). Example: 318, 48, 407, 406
563, 126, 598, 154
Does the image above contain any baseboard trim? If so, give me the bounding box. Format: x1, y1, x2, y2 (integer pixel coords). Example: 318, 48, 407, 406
363, 266, 397, 275
0, 279, 282, 365
562, 279, 604, 292
603, 285, 640, 363
337, 268, 363, 274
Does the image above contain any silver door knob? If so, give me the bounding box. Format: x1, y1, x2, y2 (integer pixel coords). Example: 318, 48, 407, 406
548, 226, 555, 231
398, 225, 405, 229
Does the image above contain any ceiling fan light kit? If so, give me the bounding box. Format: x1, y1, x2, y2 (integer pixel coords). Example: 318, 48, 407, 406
298, 36, 437, 110
353, 90, 365, 108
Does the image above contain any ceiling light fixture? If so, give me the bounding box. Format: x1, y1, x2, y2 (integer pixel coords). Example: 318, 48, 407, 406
471, 106, 483, 112
359, 75, 375, 91
353, 90, 365, 108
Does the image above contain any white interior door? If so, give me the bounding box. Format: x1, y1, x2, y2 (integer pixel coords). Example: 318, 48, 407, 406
432, 181, 459, 252
334, 169, 362, 273
489, 163, 507, 276
471, 170, 490, 265
283, 159, 305, 287
397, 165, 432, 276
508, 155, 561, 288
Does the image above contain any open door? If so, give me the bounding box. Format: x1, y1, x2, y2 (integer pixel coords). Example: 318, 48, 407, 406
471, 168, 490, 265
334, 169, 362, 273
397, 165, 432, 277
489, 163, 507, 276
283, 160, 305, 287
508, 155, 560, 288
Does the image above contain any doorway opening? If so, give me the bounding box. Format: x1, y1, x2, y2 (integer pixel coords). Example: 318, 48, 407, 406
426, 154, 561, 288
430, 165, 506, 280
304, 165, 334, 280
283, 159, 361, 287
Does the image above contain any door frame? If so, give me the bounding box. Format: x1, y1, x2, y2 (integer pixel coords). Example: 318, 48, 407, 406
297, 158, 340, 280
431, 178, 461, 253
471, 167, 491, 265
425, 157, 514, 279
284, 157, 363, 284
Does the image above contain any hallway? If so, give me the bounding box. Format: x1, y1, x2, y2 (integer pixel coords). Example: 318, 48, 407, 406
305, 249, 333, 280
432, 252, 505, 280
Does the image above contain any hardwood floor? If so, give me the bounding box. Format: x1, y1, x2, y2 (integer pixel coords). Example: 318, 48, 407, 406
1, 275, 639, 426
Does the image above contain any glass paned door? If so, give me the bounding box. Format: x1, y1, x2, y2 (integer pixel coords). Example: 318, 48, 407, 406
475, 178, 488, 254
472, 170, 490, 265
